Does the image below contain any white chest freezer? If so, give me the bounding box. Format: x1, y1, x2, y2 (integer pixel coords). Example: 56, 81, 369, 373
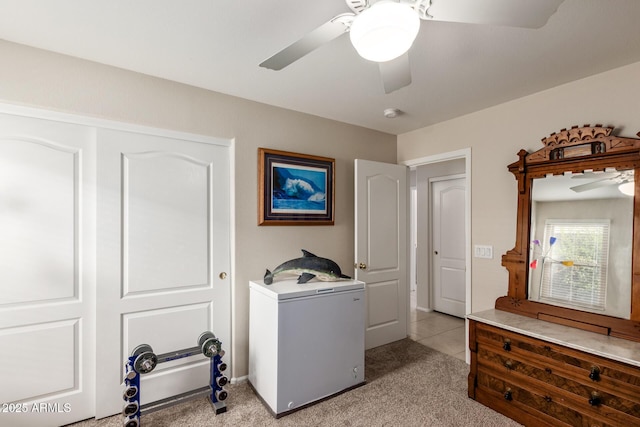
248, 279, 366, 417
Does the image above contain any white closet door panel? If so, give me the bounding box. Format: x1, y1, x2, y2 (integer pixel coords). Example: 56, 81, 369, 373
0, 113, 95, 426
96, 129, 231, 418
124, 153, 210, 294
0, 320, 77, 402
0, 139, 77, 303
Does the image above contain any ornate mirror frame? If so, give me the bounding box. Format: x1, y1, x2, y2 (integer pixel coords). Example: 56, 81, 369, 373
496, 124, 640, 342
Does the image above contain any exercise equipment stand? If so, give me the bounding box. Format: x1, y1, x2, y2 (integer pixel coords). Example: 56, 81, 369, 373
122, 332, 228, 427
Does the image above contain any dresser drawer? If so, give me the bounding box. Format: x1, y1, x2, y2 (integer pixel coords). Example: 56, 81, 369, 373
469, 320, 640, 426
474, 322, 640, 399
476, 345, 640, 425
476, 370, 613, 427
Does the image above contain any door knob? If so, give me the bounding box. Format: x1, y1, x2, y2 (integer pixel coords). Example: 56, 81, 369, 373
219, 272, 227, 280
358, 263, 367, 270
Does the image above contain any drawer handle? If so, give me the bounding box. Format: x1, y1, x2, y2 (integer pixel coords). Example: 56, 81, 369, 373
588, 392, 601, 407
504, 388, 513, 401
589, 366, 601, 381
544, 395, 553, 403
504, 360, 514, 370
545, 368, 552, 375
503, 339, 511, 352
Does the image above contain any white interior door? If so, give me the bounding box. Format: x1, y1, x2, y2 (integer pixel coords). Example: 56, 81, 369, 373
354, 159, 408, 349
95, 129, 231, 417
432, 177, 466, 318
0, 114, 96, 426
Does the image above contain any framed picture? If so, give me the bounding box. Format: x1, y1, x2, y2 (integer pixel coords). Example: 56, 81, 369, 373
258, 148, 335, 225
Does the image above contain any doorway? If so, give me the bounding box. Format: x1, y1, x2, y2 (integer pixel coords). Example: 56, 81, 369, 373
404, 149, 471, 360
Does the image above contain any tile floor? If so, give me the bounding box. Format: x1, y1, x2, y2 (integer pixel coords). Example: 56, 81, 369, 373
408, 290, 467, 361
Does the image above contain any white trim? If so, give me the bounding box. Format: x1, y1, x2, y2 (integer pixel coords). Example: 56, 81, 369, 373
0, 102, 231, 147
228, 138, 237, 379
402, 148, 471, 168
402, 148, 472, 364
428, 172, 466, 183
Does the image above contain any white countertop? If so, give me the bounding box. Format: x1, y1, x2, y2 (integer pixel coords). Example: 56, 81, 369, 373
468, 309, 640, 368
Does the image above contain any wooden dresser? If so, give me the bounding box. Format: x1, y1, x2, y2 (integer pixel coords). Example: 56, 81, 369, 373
468, 310, 640, 426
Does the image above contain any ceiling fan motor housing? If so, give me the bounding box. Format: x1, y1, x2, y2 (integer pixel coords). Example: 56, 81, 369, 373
349, 1, 421, 62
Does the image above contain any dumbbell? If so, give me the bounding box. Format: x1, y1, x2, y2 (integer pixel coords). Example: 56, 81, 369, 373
131, 344, 157, 374
197, 332, 222, 358
124, 366, 137, 381
215, 389, 228, 401
123, 385, 138, 400
217, 361, 228, 372
215, 375, 228, 387
122, 401, 139, 417
123, 416, 139, 427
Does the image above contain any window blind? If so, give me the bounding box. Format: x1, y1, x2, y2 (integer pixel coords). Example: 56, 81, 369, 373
539, 220, 610, 311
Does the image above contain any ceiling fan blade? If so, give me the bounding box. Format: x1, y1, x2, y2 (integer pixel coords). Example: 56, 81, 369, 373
570, 179, 614, 193
571, 171, 620, 180
379, 53, 411, 94
427, 0, 564, 29
259, 14, 353, 71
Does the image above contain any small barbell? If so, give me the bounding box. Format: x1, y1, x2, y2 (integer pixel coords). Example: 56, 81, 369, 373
131, 344, 157, 374
197, 331, 223, 358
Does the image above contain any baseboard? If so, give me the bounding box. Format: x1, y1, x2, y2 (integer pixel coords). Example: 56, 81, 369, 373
231, 375, 248, 385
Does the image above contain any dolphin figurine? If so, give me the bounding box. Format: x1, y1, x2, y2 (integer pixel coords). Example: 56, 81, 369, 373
264, 250, 352, 285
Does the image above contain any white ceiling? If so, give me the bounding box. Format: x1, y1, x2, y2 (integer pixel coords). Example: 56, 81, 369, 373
0, 0, 639, 135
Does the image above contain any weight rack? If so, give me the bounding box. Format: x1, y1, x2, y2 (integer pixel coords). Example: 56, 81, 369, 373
122, 331, 228, 427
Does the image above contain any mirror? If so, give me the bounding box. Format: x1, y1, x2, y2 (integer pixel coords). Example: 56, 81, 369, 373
528, 170, 634, 319
496, 124, 640, 341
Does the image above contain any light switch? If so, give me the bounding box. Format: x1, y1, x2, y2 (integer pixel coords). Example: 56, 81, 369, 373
474, 245, 493, 259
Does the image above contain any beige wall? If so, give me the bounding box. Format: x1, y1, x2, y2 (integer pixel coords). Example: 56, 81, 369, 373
398, 60, 640, 314
0, 40, 396, 378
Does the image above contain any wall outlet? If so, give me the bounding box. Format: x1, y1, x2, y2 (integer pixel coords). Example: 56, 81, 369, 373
474, 245, 493, 259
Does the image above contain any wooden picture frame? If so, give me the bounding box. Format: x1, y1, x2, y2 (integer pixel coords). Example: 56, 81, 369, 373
258, 148, 335, 226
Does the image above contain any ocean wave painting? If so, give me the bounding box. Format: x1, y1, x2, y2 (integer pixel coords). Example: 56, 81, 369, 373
259, 148, 334, 225
272, 165, 327, 213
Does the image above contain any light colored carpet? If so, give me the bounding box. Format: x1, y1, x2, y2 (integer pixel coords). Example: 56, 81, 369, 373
72, 339, 521, 426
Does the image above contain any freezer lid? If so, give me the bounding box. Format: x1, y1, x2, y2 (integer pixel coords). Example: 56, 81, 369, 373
249, 279, 365, 300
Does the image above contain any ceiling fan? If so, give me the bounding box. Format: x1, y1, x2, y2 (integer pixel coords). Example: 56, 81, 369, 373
259, 0, 565, 94
570, 170, 635, 195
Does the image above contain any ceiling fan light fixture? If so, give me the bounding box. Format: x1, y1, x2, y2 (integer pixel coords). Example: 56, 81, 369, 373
619, 181, 634, 196
349, 1, 420, 63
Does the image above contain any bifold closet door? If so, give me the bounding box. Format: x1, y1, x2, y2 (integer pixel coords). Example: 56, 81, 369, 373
95, 129, 231, 418
0, 113, 96, 427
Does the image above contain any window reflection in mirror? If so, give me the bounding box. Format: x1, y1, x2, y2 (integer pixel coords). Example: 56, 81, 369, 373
528, 169, 634, 319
